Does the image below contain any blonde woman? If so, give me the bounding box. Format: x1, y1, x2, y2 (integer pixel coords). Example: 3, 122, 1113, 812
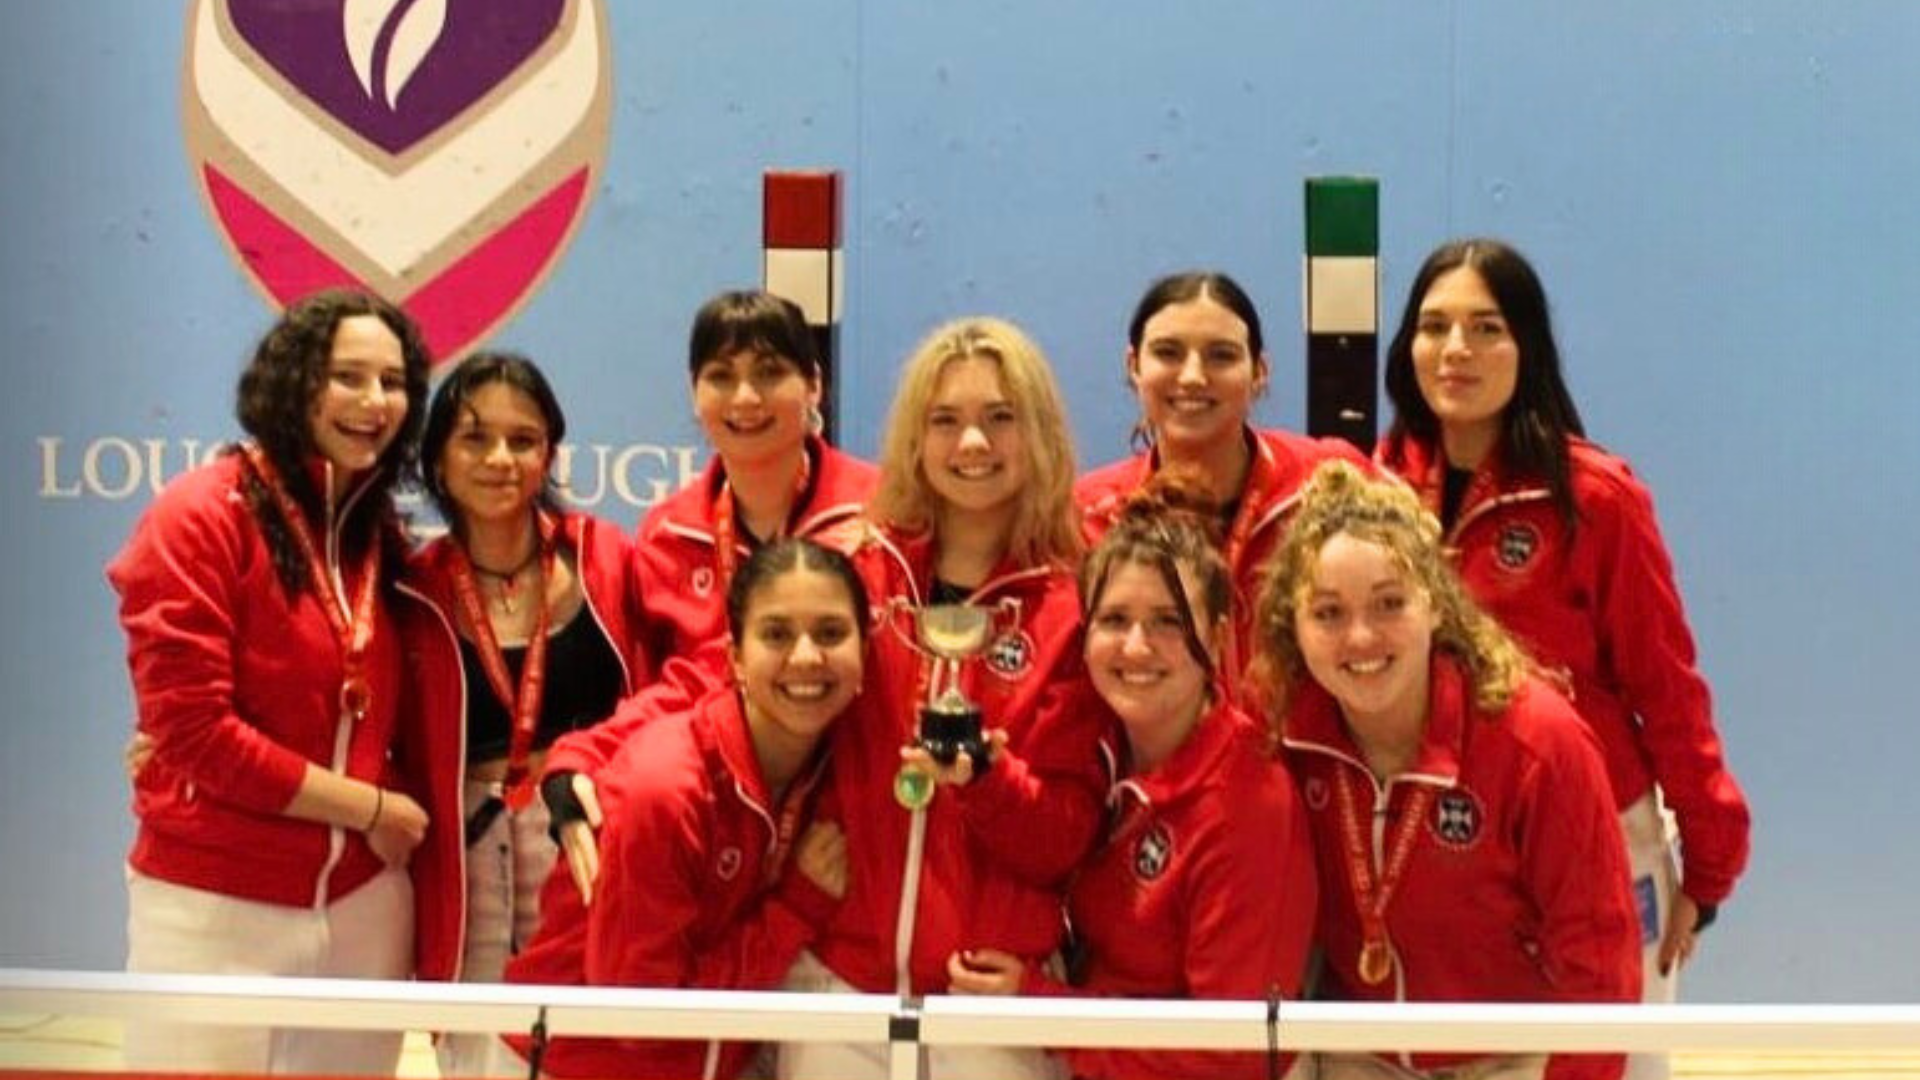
779, 318, 1107, 1080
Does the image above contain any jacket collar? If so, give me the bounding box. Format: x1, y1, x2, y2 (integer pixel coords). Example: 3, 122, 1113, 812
1111, 698, 1253, 812
1280, 653, 1470, 786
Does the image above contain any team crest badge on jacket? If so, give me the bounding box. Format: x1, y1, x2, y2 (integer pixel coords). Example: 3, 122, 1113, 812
1495, 522, 1542, 572
1429, 788, 1483, 850
715, 846, 743, 881
1132, 823, 1174, 882
985, 629, 1035, 680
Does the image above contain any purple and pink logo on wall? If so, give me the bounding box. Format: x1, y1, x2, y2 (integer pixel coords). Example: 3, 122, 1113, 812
183, 0, 611, 364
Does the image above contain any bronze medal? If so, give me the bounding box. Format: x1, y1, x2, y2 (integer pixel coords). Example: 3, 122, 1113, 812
338, 674, 372, 724
1357, 939, 1393, 986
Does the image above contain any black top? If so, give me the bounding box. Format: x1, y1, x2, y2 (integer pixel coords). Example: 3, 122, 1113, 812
461, 609, 624, 763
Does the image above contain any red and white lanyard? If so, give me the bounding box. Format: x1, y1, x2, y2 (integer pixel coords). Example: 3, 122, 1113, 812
448, 512, 561, 810
243, 446, 381, 725
1333, 767, 1436, 986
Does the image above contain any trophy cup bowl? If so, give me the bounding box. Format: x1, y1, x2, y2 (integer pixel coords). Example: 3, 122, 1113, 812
913, 604, 995, 769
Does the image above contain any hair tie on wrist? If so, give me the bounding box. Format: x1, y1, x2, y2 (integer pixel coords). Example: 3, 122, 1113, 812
366, 787, 384, 832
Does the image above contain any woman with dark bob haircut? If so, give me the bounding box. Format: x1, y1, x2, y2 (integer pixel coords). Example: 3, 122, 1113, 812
394, 351, 647, 1078
1078, 270, 1367, 708
1377, 239, 1751, 1080
108, 288, 436, 1075
536, 289, 876, 900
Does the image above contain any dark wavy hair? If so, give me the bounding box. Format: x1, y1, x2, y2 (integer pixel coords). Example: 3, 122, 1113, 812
233, 288, 431, 593
725, 537, 872, 645
687, 290, 822, 382
417, 350, 567, 532
1381, 238, 1584, 529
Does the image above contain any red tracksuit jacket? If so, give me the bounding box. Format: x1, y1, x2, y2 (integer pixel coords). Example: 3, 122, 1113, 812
1026, 701, 1319, 1080
1377, 432, 1750, 907
108, 453, 416, 913
394, 512, 647, 982
503, 687, 837, 1079
811, 522, 1110, 995
542, 437, 877, 778
1283, 655, 1640, 1080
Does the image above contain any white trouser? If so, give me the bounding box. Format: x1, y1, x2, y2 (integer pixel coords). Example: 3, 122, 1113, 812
124, 864, 412, 1076
1315, 1053, 1549, 1080
1620, 792, 1680, 1080
775, 951, 1065, 1080
439, 779, 558, 1080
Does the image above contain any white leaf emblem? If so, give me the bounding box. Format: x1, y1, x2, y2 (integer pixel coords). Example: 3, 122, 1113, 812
342, 0, 448, 111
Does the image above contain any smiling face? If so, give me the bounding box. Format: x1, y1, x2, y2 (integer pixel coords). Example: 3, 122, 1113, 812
1294, 531, 1438, 741
308, 314, 408, 483
920, 355, 1028, 523
731, 564, 865, 752
1410, 266, 1521, 468
692, 347, 820, 474
1085, 559, 1215, 755
1128, 296, 1268, 461
437, 380, 551, 529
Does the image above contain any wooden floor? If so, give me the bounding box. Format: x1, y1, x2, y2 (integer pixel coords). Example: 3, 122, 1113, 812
2, 1014, 1917, 1078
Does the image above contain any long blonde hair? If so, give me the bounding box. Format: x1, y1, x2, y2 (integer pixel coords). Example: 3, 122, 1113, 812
870, 317, 1082, 568
1249, 460, 1531, 731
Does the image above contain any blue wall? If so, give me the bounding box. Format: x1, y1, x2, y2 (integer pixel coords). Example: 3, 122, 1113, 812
2, 1, 1917, 1002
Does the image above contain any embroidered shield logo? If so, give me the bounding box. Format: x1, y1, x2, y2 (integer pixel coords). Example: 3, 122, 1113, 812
985, 630, 1035, 680
1132, 823, 1174, 882
691, 566, 715, 598
1429, 788, 1483, 849
1494, 522, 1541, 572
182, 0, 612, 364
715, 846, 743, 881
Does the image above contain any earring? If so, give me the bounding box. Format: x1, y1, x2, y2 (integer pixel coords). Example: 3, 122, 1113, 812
806, 403, 825, 436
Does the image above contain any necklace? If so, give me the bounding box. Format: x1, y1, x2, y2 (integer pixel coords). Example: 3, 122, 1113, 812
470, 546, 540, 614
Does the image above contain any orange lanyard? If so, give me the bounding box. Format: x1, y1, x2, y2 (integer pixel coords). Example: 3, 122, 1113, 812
243, 446, 381, 724
448, 513, 560, 810
711, 450, 812, 600
1333, 768, 1436, 986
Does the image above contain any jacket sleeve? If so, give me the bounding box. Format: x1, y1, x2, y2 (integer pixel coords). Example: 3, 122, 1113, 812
108, 483, 309, 812
543, 653, 723, 777
958, 664, 1108, 887
1586, 469, 1751, 905
585, 779, 829, 999
1060, 780, 1317, 1080
1518, 711, 1640, 1080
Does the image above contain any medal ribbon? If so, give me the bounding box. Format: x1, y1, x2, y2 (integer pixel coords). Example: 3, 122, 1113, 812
712, 447, 813, 599
1332, 768, 1437, 985
243, 446, 382, 723
448, 512, 560, 811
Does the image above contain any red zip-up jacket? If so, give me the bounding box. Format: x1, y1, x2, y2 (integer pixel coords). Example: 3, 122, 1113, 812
108, 453, 413, 910
542, 437, 877, 778
393, 512, 647, 982
1377, 433, 1750, 907
503, 687, 838, 1080
1024, 701, 1318, 1080
1283, 655, 1640, 1080
812, 522, 1109, 995
1078, 428, 1366, 706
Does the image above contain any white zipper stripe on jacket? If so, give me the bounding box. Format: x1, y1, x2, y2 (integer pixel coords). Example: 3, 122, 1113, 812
313, 465, 375, 909
1444, 486, 1550, 545
396, 579, 471, 980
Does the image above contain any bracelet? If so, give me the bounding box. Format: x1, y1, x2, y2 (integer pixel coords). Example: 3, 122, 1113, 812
365, 787, 384, 832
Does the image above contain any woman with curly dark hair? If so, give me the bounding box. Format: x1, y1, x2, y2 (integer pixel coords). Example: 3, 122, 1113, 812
108, 288, 437, 1075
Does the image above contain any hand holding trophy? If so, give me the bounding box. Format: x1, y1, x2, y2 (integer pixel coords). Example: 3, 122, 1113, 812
888, 600, 1015, 810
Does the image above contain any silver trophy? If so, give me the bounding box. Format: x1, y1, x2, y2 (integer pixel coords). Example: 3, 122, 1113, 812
886, 599, 1018, 808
